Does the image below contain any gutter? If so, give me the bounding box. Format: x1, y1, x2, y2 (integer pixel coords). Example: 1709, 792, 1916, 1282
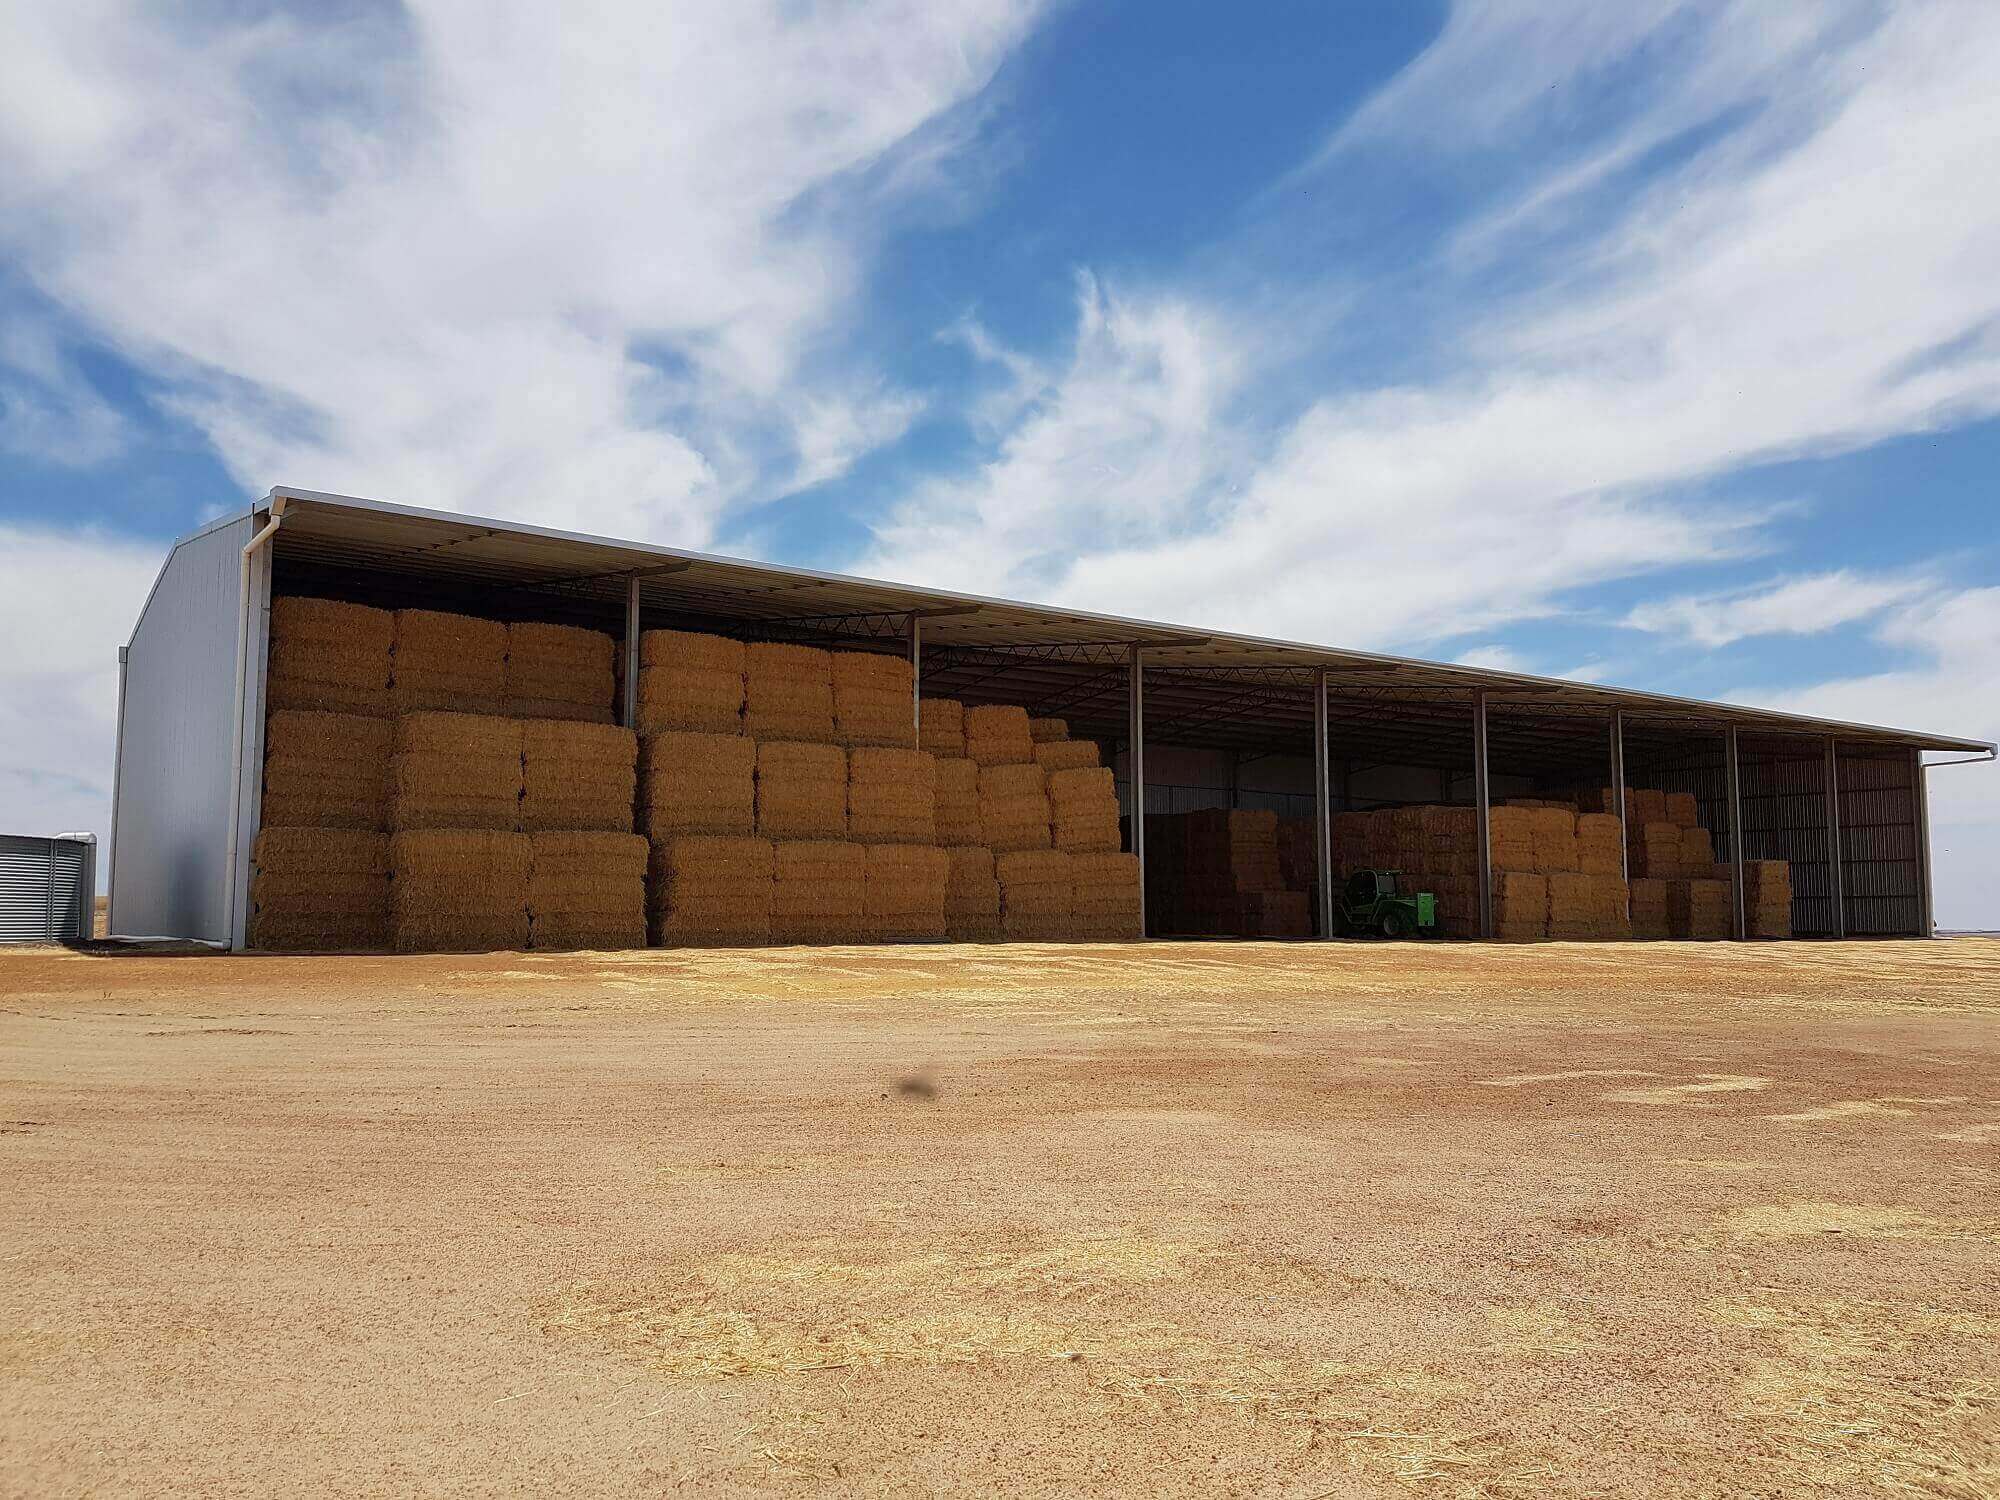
220, 499, 286, 946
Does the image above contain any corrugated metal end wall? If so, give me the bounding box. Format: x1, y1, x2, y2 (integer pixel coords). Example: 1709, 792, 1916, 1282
109, 514, 257, 943
0, 836, 94, 943
1636, 737, 1926, 937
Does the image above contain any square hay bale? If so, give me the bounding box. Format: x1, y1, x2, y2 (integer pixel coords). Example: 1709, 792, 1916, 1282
1070, 851, 1142, 938
1491, 871, 1547, 940
847, 747, 937, 844
266, 597, 394, 717
1486, 805, 1536, 873
389, 829, 530, 952
1048, 765, 1121, 854
1668, 877, 1731, 940
648, 835, 774, 946
261, 709, 392, 830
1630, 821, 1684, 879
388, 713, 524, 831
637, 629, 745, 736
1574, 812, 1624, 877
1230, 890, 1311, 939
978, 761, 1051, 853
504, 621, 616, 723
1033, 739, 1100, 773
943, 846, 1001, 942
640, 731, 756, 837
391, 609, 508, 716
933, 757, 982, 847
755, 740, 847, 840
526, 831, 646, 950
831, 651, 915, 749
641, 628, 747, 673
919, 698, 966, 759
1529, 806, 1578, 874
771, 839, 867, 944
1630, 788, 1668, 825
247, 828, 390, 951
1028, 717, 1069, 743
520, 719, 636, 833
745, 643, 835, 743
997, 849, 1072, 939
964, 704, 1034, 767
1679, 825, 1714, 869
1664, 790, 1700, 829
864, 843, 947, 942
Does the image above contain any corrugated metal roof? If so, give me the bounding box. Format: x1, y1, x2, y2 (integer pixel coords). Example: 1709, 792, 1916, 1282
239, 485, 1993, 765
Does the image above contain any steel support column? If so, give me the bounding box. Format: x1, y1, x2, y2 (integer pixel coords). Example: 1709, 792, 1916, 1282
1129, 645, 1146, 937
1725, 726, 1746, 940
1473, 690, 1493, 940
1313, 668, 1334, 940
106, 643, 130, 937
1610, 711, 1629, 883
1824, 737, 1845, 939
1913, 747, 1934, 938
909, 613, 921, 747
622, 576, 641, 730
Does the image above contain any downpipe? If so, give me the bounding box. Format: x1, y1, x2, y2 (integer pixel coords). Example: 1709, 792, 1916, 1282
221, 500, 286, 947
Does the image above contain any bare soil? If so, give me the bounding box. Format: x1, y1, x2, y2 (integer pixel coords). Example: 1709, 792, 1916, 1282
3, 938, 1997, 1497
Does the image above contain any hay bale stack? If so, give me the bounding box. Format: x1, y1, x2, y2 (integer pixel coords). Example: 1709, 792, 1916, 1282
756, 741, 847, 840
1428, 874, 1481, 939
865, 844, 947, 942
389, 829, 529, 952
1362, 810, 1398, 868
1630, 788, 1668, 826
1629, 877, 1670, 940
390, 713, 523, 831
943, 846, 1001, 942
640, 731, 755, 838
392, 609, 507, 716
1668, 877, 1731, 940
1630, 821, 1684, 879
933, 757, 982, 847
637, 629, 745, 736
1048, 766, 1121, 853
1492, 871, 1547, 941
997, 849, 1072, 942
1423, 806, 1479, 877
831, 651, 914, 748
1679, 825, 1714, 872
267, 597, 393, 717
964, 704, 1034, 767
1391, 807, 1429, 876
1486, 806, 1535, 873
745, 643, 835, 743
1033, 739, 1100, 774
504, 622, 615, 723
1028, 717, 1069, 744
772, 840, 866, 945
247, 829, 390, 951
649, 835, 773, 946
1070, 851, 1142, 940
1332, 812, 1369, 874
1745, 859, 1793, 939
978, 762, 1052, 853
261, 709, 391, 830
1664, 791, 1700, 829
919, 698, 966, 759
521, 720, 636, 833
848, 748, 937, 844
1547, 871, 1631, 941
527, 831, 646, 950
1529, 806, 1578, 874
1576, 813, 1624, 877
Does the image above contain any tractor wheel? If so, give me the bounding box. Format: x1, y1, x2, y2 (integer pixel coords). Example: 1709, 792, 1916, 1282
1380, 910, 1408, 939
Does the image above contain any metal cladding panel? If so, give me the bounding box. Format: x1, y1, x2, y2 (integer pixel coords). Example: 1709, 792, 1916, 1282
0, 836, 91, 943
1737, 740, 1842, 938
109, 514, 253, 942
1836, 748, 1922, 936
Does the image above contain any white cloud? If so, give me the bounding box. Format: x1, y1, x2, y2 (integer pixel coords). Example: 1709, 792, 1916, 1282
0, 0, 1044, 539
1454, 645, 1527, 672
1623, 569, 1935, 648
0, 525, 162, 855
0, 315, 127, 466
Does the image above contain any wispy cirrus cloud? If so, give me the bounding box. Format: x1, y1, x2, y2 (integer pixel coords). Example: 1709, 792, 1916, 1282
1623, 570, 1938, 649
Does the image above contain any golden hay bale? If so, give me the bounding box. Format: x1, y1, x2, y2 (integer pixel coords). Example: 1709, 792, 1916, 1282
523, 718, 637, 767
755, 740, 847, 839
978, 763, 1044, 799
933, 757, 982, 847
640, 731, 755, 836
1028, 717, 1068, 743
775, 839, 867, 887
391, 610, 508, 715
526, 831, 645, 950
964, 703, 1034, 766
865, 844, 947, 941
830, 651, 911, 691
520, 720, 637, 834
848, 747, 936, 839
919, 698, 965, 758
945, 845, 995, 885
641, 629, 745, 672
272, 596, 395, 650
1053, 815, 1120, 854
1664, 790, 1700, 829
249, 828, 393, 949
1032, 740, 1099, 773
997, 849, 1071, 887
757, 741, 845, 778
267, 598, 395, 717
637, 662, 744, 736
504, 622, 616, 721
394, 712, 524, 757
261, 710, 392, 830
1047, 766, 1116, 807
388, 830, 530, 951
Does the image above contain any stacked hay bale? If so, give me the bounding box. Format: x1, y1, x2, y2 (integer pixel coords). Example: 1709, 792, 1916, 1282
639, 731, 755, 839
389, 829, 530, 952
932, 758, 982, 847
978, 763, 1052, 852
392, 609, 507, 715
1071, 851, 1143, 940
1576, 813, 1624, 876
756, 741, 847, 840
521, 720, 636, 833
1048, 767, 1121, 853
772, 840, 866, 944
943, 847, 1002, 942
649, 835, 773, 946
1528, 807, 1579, 874
1630, 822, 1686, 879
1629, 788, 1668, 827
1629, 877, 1670, 940
1142, 813, 1188, 934
1486, 807, 1535, 878
1669, 878, 1732, 940
637, 629, 745, 735
965, 704, 1035, 767
504, 622, 615, 723
1276, 817, 1320, 931
1679, 824, 1715, 875
1391, 808, 1429, 875
527, 832, 646, 950
1664, 791, 1701, 829
390, 713, 523, 830
1546, 871, 1631, 941
831, 652, 914, 748
1174, 810, 1304, 937
1033, 738, 1099, 774
247, 829, 390, 951
866, 844, 948, 942
1493, 871, 1548, 942
1332, 812, 1369, 875
745, 643, 835, 743
1744, 860, 1793, 939
261, 709, 391, 830
996, 849, 1072, 941
919, 698, 966, 759
848, 748, 936, 843
1028, 717, 1068, 744
266, 597, 392, 716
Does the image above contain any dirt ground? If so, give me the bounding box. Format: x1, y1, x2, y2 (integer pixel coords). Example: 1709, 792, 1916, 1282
3, 938, 1997, 1498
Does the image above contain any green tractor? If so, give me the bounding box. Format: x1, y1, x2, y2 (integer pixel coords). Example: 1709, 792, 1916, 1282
1328, 870, 1437, 939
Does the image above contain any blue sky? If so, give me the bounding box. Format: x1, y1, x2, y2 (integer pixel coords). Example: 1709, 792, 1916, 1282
2, 0, 1997, 922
